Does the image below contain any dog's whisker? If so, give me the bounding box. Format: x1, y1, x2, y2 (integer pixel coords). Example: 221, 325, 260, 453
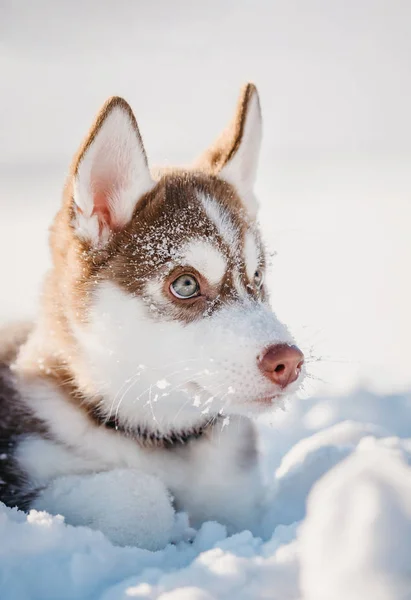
110, 365, 217, 426
108, 361, 209, 422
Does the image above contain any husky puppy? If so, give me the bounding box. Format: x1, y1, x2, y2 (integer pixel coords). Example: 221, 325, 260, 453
0, 84, 304, 549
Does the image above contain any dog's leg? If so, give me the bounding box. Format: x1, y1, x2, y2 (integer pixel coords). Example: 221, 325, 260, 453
174, 416, 265, 535
32, 468, 175, 549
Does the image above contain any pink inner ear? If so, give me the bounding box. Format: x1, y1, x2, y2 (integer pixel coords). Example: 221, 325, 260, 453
92, 188, 114, 229
90, 164, 123, 232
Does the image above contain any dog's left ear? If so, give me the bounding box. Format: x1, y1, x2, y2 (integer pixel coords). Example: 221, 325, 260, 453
195, 83, 262, 215
71, 97, 154, 246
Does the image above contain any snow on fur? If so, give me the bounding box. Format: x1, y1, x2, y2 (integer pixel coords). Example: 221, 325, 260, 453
1, 388, 411, 599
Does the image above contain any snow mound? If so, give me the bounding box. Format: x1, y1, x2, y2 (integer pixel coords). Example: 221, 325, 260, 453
300, 439, 411, 600
1, 388, 411, 599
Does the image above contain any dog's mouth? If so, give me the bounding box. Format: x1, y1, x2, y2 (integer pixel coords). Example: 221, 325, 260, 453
254, 394, 279, 405
186, 380, 284, 411
251, 393, 290, 408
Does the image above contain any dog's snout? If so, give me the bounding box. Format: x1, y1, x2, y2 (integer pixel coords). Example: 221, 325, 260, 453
258, 344, 304, 389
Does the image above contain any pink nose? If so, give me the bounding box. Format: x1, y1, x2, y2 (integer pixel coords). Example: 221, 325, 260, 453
258, 344, 304, 389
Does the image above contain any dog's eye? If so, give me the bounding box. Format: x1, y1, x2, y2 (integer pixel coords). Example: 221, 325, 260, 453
170, 274, 200, 299
254, 269, 264, 288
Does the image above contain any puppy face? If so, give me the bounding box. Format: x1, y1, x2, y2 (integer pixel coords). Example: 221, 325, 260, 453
52, 87, 304, 433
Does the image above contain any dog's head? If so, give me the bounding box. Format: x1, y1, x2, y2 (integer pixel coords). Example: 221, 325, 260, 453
50, 84, 304, 434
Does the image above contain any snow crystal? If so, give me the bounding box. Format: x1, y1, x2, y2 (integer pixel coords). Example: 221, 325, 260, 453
156, 379, 170, 390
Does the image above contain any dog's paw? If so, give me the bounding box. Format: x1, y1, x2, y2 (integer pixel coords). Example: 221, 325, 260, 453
34, 468, 175, 550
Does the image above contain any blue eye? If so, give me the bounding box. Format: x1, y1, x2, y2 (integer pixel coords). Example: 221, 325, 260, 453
170, 274, 200, 299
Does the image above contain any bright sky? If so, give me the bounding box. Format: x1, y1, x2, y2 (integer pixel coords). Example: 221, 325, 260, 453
1, 0, 410, 395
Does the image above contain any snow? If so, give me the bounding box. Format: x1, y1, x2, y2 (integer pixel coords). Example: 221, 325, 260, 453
300, 439, 411, 600
2, 388, 411, 599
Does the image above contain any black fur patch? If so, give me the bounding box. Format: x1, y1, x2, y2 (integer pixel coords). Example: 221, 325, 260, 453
0, 364, 49, 509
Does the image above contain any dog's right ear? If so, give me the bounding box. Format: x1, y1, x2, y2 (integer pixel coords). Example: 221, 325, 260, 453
70, 97, 154, 246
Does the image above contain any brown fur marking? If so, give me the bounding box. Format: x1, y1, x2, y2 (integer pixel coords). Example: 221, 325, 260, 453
194, 83, 260, 174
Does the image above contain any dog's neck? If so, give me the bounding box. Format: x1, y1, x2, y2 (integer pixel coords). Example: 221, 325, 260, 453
67, 376, 218, 449
17, 341, 217, 450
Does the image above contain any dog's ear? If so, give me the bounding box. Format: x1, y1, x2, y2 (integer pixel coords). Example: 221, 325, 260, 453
196, 83, 262, 214
71, 97, 154, 246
